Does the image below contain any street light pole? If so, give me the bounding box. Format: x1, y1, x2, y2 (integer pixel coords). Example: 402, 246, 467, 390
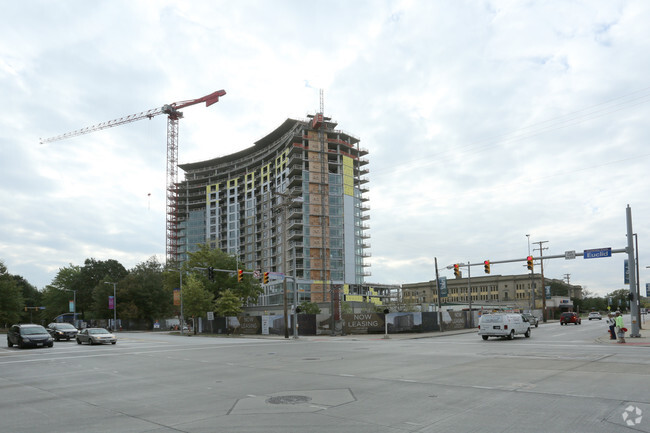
104, 282, 117, 331
62, 288, 77, 327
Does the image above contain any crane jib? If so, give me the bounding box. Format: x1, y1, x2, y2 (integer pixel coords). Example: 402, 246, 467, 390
39, 89, 226, 266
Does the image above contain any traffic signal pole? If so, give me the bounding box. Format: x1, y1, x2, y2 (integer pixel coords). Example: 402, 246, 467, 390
626, 205, 641, 337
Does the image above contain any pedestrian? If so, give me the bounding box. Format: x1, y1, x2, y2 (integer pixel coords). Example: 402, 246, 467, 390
606, 313, 616, 340
615, 311, 626, 344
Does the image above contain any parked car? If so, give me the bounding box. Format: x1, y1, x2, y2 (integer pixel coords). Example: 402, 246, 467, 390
47, 322, 78, 341
560, 312, 581, 325
522, 313, 539, 328
478, 313, 531, 340
7, 324, 54, 348
588, 312, 602, 320
76, 328, 117, 345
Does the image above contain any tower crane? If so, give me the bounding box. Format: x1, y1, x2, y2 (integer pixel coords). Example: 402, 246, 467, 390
41, 89, 226, 265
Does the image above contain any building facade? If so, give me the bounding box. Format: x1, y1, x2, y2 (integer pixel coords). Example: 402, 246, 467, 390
402, 274, 583, 312
173, 114, 370, 306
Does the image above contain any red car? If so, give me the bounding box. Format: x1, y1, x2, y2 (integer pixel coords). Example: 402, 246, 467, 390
560, 312, 581, 325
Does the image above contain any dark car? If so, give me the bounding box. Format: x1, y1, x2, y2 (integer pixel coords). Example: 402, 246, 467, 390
560, 312, 581, 325
76, 328, 117, 345
47, 322, 78, 341
522, 313, 539, 328
7, 324, 54, 348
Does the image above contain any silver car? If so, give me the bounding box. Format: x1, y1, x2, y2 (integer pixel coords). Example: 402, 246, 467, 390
76, 328, 117, 345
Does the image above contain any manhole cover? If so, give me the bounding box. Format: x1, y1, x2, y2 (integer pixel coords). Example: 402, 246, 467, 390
266, 395, 312, 405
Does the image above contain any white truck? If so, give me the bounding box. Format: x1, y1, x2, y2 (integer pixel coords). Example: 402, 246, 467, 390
478, 313, 531, 340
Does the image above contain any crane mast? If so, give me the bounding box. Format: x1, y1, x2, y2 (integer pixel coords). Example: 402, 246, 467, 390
41, 90, 226, 265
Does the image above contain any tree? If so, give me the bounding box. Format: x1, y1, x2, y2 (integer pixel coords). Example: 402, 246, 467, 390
183, 244, 263, 304
49, 265, 82, 319
607, 289, 631, 312
215, 290, 243, 317
78, 258, 127, 317
117, 257, 171, 327
298, 301, 321, 314
7, 273, 42, 323
182, 274, 216, 325
0, 261, 24, 326
90, 282, 117, 321
42, 284, 75, 323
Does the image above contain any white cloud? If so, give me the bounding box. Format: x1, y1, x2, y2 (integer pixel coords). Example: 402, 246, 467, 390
1, 0, 649, 298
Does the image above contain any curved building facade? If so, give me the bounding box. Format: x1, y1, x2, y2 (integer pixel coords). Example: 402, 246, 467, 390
174, 113, 370, 306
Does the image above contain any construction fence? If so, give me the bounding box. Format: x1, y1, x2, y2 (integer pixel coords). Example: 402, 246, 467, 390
180, 311, 479, 336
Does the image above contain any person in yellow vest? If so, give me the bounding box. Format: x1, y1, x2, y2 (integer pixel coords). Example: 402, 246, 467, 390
615, 311, 626, 343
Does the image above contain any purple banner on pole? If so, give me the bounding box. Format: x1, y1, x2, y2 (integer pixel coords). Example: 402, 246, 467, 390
108, 296, 114, 310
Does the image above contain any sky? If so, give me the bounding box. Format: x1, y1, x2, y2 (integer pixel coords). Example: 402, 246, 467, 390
2, 0, 650, 297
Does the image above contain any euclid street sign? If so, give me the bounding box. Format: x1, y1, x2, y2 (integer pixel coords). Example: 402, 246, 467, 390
584, 248, 612, 259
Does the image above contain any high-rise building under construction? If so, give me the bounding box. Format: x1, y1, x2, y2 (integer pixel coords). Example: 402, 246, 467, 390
173, 112, 370, 306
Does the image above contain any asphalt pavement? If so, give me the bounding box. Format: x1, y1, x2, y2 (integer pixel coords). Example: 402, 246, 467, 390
223, 318, 650, 346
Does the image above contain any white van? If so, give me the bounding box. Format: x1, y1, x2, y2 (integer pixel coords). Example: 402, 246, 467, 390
478, 313, 531, 340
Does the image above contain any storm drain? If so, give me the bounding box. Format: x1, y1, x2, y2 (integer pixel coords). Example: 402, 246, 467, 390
266, 395, 312, 405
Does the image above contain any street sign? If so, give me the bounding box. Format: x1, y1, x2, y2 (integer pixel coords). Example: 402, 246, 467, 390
583, 248, 612, 259
253, 270, 261, 279
207, 311, 214, 321
565, 250, 576, 260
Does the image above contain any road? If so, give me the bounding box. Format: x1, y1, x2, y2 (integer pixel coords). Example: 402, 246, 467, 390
1, 318, 648, 433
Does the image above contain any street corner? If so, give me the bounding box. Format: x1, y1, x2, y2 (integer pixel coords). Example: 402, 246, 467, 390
596, 333, 650, 347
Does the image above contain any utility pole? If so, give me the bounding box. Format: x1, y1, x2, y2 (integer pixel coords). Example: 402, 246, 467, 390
434, 257, 443, 332
533, 241, 548, 321
527, 234, 534, 311
626, 205, 641, 337
467, 261, 472, 327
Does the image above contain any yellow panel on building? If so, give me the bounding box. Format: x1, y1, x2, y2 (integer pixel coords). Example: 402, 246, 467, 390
206, 183, 219, 203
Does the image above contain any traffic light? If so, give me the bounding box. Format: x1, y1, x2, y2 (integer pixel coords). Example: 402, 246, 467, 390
208, 266, 214, 281
484, 260, 490, 274
295, 306, 302, 314
263, 272, 269, 284
237, 269, 243, 283
527, 256, 533, 271
453, 264, 461, 278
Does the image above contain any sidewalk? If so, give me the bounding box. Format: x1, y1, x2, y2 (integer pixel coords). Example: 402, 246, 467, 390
595, 330, 650, 347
